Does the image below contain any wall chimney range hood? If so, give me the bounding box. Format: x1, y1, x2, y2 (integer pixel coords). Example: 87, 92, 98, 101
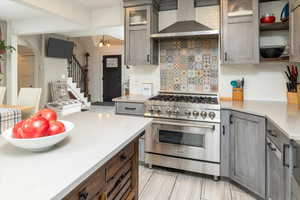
151, 0, 219, 39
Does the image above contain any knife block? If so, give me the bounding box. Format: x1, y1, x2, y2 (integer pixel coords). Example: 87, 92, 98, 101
287, 92, 298, 104
232, 88, 244, 101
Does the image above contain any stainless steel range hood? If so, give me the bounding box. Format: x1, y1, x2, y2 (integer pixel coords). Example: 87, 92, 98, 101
151, 0, 219, 39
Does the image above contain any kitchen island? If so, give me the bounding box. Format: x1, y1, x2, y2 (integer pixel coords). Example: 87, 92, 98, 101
0, 112, 152, 200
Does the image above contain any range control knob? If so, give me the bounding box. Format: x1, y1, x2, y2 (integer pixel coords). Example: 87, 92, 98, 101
200, 111, 207, 119
166, 107, 172, 115
193, 111, 200, 117
185, 110, 192, 117
173, 107, 180, 115
149, 106, 154, 113
155, 106, 162, 114
209, 112, 216, 119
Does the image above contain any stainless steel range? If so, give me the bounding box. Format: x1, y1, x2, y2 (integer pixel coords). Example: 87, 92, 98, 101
144, 92, 221, 179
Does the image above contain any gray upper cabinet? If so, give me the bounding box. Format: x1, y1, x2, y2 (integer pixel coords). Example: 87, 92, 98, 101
221, 0, 259, 64
290, 0, 300, 62
229, 111, 265, 198
124, 1, 159, 66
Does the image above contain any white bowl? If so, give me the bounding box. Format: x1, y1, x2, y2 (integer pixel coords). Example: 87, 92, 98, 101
2, 120, 74, 152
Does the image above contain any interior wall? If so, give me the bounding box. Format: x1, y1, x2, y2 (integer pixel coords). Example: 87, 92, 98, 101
17, 54, 35, 88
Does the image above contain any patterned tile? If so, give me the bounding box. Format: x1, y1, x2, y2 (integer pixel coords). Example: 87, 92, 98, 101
160, 38, 219, 93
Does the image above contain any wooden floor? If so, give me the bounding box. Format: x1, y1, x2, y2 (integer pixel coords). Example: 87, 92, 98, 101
138, 165, 256, 200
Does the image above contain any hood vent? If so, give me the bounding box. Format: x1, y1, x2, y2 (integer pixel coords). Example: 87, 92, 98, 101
151, 0, 219, 38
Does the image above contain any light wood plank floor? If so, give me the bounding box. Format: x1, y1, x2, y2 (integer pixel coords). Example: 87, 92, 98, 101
139, 165, 256, 200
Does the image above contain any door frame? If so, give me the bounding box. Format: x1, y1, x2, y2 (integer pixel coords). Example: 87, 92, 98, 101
102, 54, 122, 102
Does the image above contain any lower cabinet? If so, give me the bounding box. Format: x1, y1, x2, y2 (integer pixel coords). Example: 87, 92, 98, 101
229, 111, 266, 198
63, 139, 139, 200
266, 138, 287, 200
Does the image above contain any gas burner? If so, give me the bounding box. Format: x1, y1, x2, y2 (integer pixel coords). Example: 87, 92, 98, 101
149, 94, 219, 104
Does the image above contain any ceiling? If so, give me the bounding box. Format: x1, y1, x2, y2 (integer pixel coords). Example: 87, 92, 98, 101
73, 0, 121, 8
0, 0, 51, 20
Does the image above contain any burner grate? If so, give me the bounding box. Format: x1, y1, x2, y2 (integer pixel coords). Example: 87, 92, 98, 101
149, 95, 218, 104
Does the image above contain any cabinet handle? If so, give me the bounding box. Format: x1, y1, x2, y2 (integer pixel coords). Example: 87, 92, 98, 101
283, 144, 290, 168
124, 107, 136, 111
222, 125, 226, 135
79, 191, 89, 200
229, 114, 233, 124
147, 54, 150, 63
120, 154, 127, 161
225, 52, 228, 62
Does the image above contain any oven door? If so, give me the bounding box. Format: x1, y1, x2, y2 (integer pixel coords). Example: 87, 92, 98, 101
145, 119, 220, 163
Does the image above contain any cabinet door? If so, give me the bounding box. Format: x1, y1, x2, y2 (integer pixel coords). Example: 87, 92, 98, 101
290, 1, 300, 62
125, 6, 154, 66
221, 0, 259, 64
220, 110, 231, 178
267, 141, 285, 200
229, 111, 265, 198
128, 27, 149, 65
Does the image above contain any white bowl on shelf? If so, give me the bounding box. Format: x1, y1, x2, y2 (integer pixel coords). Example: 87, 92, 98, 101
2, 120, 74, 152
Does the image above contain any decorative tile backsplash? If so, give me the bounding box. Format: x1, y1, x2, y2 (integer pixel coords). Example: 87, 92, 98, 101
160, 38, 219, 93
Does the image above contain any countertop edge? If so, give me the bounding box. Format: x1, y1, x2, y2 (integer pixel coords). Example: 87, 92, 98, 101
221, 106, 300, 141
51, 121, 151, 200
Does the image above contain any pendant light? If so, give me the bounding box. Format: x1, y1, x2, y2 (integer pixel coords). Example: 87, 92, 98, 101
98, 36, 110, 48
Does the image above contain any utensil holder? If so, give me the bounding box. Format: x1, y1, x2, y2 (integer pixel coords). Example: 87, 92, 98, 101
287, 92, 298, 104
232, 88, 244, 101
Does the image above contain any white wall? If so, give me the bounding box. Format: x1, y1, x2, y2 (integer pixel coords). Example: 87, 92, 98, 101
220, 63, 287, 102
128, 66, 160, 95
43, 57, 68, 102
18, 55, 35, 88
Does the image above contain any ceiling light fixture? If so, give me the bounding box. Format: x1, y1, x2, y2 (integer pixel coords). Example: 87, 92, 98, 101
98, 36, 110, 48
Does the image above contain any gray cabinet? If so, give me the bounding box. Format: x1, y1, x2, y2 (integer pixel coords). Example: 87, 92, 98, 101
124, 2, 159, 66
220, 110, 231, 177
290, 0, 300, 62
266, 138, 286, 200
229, 111, 265, 198
221, 0, 259, 64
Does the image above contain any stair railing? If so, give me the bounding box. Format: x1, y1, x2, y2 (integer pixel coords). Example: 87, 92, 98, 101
67, 54, 89, 97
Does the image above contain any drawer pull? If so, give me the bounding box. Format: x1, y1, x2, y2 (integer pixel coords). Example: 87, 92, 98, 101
120, 154, 127, 161
124, 107, 136, 111
283, 144, 290, 168
79, 191, 89, 200
267, 130, 277, 137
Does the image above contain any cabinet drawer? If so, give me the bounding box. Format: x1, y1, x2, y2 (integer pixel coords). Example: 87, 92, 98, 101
106, 143, 134, 182
267, 120, 289, 152
116, 102, 144, 116
106, 160, 132, 200
64, 167, 105, 200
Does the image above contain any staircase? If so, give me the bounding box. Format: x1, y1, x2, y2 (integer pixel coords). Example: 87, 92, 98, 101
67, 54, 91, 110
67, 77, 91, 110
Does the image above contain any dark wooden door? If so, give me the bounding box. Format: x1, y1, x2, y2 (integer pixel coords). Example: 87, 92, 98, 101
103, 55, 122, 102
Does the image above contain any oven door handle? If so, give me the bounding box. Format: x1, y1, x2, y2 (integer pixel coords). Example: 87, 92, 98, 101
152, 121, 215, 130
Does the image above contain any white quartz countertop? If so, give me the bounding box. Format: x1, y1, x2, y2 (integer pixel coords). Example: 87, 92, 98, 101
112, 95, 151, 103
221, 101, 300, 141
0, 112, 152, 200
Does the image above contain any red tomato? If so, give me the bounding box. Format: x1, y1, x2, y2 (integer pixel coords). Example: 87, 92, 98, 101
48, 121, 65, 136
35, 109, 57, 121
21, 116, 50, 138
12, 120, 24, 138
